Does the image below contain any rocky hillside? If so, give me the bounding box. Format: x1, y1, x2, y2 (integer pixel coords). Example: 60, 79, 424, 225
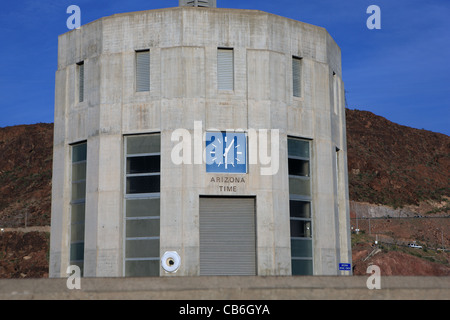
0, 231, 49, 278
0, 123, 53, 228
346, 109, 450, 209
0, 124, 52, 278
0, 109, 449, 278
346, 109, 449, 275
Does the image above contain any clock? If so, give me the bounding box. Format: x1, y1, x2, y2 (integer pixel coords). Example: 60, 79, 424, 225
206, 131, 247, 173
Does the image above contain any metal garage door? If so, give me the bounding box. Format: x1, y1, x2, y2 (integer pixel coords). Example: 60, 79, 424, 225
200, 197, 256, 276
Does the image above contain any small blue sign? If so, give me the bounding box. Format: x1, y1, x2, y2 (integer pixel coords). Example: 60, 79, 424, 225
339, 263, 351, 271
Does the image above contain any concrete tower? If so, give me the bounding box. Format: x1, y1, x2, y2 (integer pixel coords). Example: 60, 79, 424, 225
50, 3, 351, 278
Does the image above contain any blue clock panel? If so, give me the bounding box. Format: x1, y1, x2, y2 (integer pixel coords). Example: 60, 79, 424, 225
205, 132, 247, 173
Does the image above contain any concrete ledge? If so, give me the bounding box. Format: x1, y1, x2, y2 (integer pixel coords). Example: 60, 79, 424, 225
0, 276, 449, 300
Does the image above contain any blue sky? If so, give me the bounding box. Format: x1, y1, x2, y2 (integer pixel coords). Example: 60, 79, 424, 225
0, 0, 449, 135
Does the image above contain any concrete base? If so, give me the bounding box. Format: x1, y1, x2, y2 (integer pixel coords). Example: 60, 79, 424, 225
0, 276, 448, 300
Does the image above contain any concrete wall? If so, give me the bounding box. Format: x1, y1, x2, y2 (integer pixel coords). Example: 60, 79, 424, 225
50, 7, 350, 278
1, 276, 449, 300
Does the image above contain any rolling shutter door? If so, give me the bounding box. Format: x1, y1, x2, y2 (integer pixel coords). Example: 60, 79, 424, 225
200, 197, 256, 276
217, 49, 234, 90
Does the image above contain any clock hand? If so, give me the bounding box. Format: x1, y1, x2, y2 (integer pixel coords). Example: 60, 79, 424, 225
225, 139, 235, 154
224, 139, 235, 169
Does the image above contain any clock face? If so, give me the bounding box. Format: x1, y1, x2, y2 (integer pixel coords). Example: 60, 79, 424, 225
206, 132, 247, 173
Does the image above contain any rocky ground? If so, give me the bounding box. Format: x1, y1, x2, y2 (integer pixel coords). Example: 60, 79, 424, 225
0, 123, 53, 228
0, 231, 49, 278
350, 216, 449, 276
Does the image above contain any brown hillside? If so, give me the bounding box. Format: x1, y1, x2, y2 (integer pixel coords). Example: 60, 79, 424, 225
0, 231, 49, 278
346, 109, 450, 208
0, 123, 53, 228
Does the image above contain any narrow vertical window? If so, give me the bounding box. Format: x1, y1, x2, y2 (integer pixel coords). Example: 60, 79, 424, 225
335, 147, 341, 210
292, 56, 302, 98
217, 48, 234, 91
124, 134, 161, 277
333, 72, 339, 114
288, 137, 313, 275
77, 61, 84, 102
70, 142, 87, 274
136, 50, 150, 92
